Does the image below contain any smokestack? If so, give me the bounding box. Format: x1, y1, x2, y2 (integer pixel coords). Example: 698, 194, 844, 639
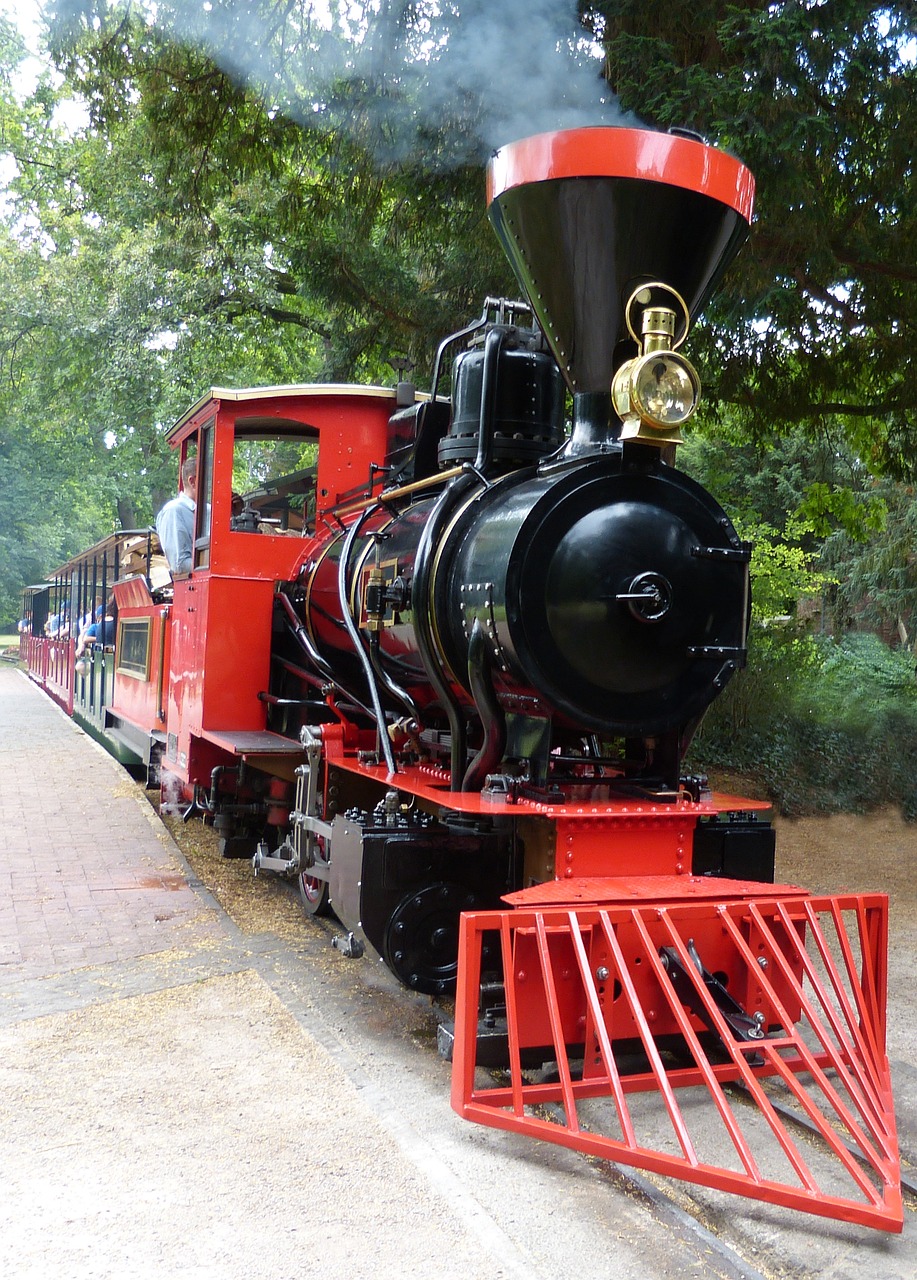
487, 127, 755, 440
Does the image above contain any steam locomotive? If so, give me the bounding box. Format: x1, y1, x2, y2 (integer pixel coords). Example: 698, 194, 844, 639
22, 127, 902, 1231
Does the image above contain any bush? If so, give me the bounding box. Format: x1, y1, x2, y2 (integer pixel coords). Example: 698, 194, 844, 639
687, 628, 917, 818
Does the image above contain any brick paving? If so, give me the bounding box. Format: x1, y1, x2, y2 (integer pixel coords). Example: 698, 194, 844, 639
0, 666, 551, 1280
0, 665, 229, 994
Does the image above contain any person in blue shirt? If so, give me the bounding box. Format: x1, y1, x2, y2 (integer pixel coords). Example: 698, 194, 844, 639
75, 606, 115, 658
155, 457, 198, 574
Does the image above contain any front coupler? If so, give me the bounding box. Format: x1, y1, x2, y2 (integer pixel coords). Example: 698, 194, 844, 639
451, 875, 902, 1232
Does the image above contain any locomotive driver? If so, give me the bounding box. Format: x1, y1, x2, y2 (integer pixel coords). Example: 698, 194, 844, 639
155, 456, 197, 575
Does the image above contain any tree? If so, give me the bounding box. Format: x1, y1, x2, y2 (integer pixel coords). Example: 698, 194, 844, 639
39, 2, 916, 463
588, 0, 917, 476
1, 3, 520, 618
43, 1, 517, 381
821, 477, 917, 643
2, 1, 915, 622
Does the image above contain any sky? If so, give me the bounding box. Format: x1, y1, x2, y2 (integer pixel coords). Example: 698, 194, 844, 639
2, 0, 45, 79
0, 0, 88, 140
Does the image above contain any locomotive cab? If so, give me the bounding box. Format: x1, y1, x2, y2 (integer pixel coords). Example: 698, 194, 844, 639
110, 385, 406, 812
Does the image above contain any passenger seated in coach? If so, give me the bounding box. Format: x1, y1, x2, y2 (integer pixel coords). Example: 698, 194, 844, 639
45, 603, 70, 638
76, 607, 94, 642
75, 605, 114, 660
155, 456, 197, 575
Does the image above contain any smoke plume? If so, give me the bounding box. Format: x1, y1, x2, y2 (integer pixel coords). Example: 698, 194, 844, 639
154, 0, 629, 165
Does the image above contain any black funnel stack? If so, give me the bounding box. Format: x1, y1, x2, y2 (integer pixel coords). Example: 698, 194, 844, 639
487, 127, 755, 413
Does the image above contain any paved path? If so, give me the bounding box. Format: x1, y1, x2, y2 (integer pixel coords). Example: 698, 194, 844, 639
0, 668, 529, 1280
0, 667, 707, 1280
2, 665, 914, 1280
0, 668, 227, 982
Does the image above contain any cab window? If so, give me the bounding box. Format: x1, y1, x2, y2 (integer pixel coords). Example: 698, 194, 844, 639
230, 422, 318, 535
194, 421, 215, 569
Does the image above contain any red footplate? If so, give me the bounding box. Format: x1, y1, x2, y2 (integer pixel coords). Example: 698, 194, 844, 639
451, 879, 902, 1232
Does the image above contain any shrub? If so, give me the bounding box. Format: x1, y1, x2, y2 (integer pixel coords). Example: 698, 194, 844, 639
687, 628, 917, 818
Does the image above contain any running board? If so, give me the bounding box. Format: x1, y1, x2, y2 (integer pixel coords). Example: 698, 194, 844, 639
451, 877, 902, 1232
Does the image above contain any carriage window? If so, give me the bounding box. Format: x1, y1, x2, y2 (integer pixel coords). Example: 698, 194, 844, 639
194, 421, 215, 569
230, 428, 318, 535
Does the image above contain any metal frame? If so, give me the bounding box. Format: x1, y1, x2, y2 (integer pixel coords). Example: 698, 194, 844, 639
452, 886, 902, 1232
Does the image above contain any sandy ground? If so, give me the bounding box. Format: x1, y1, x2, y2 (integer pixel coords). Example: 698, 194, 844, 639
0, 972, 509, 1280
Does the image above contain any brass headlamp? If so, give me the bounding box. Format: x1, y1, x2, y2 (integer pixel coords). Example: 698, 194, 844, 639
611, 283, 700, 446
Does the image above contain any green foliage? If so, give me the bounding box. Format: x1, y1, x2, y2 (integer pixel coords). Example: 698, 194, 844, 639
679, 417, 917, 639
797, 482, 887, 542
690, 630, 917, 817
231, 437, 317, 493
0, 416, 113, 626
819, 478, 917, 641
592, 0, 917, 478
680, 427, 836, 619
680, 422, 870, 540
738, 521, 826, 622
818, 632, 917, 716
683, 415, 917, 816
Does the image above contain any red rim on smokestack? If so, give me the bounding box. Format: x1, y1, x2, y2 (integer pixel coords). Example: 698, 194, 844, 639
487, 127, 756, 396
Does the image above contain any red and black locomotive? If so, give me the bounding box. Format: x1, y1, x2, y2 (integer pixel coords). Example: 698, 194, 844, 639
22, 127, 902, 1231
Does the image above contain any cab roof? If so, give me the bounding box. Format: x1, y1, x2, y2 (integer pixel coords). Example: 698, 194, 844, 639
165, 384, 398, 444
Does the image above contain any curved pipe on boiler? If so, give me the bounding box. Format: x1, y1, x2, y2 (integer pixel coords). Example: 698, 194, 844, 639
276, 590, 376, 722
412, 471, 482, 789
337, 507, 398, 776
368, 629, 422, 726
462, 618, 507, 792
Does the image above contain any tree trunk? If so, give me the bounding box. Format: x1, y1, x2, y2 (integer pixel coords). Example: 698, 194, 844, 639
116, 497, 138, 530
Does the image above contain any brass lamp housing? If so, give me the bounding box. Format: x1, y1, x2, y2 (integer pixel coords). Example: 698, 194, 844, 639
611, 284, 701, 447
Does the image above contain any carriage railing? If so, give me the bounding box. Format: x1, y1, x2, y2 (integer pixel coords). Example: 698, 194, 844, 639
21, 528, 161, 716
